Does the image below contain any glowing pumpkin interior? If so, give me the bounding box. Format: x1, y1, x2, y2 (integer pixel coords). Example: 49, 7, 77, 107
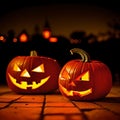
8, 63, 50, 90
59, 48, 112, 101
59, 68, 92, 97
6, 50, 61, 94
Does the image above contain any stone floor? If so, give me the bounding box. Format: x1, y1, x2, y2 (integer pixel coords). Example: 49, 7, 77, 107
0, 84, 120, 120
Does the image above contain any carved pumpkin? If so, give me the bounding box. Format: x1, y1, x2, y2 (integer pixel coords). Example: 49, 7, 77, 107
6, 50, 61, 94
59, 48, 112, 101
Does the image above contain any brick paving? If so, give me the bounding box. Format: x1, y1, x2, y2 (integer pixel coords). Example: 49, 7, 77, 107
0, 85, 120, 120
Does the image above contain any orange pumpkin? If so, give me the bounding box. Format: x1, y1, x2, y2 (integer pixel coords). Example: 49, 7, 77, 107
6, 50, 61, 94
59, 48, 112, 101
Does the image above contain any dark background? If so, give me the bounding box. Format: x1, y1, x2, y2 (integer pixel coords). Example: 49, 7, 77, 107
0, 0, 120, 85
1, 0, 120, 15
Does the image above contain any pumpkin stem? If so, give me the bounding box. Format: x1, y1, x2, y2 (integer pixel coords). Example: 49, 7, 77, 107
30, 50, 38, 56
70, 48, 90, 62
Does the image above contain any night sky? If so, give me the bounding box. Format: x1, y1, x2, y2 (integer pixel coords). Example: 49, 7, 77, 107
0, 0, 120, 38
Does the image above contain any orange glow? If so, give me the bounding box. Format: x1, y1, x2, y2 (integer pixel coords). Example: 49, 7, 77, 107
42, 30, 51, 39
0, 36, 4, 41
32, 64, 45, 73
13, 38, 18, 43
8, 73, 50, 89
49, 37, 58, 42
76, 71, 89, 81
0, 35, 6, 42
20, 69, 31, 78
13, 64, 21, 71
19, 33, 28, 42
59, 84, 92, 97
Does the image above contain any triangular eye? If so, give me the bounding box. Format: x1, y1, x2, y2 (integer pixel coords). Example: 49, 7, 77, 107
32, 64, 44, 73
76, 71, 89, 81
81, 71, 89, 81
20, 69, 31, 78
13, 64, 21, 71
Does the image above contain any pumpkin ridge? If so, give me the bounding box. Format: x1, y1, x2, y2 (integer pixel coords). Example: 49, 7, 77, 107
68, 61, 77, 80
58, 48, 112, 101
89, 63, 95, 96
72, 62, 80, 80
75, 61, 84, 78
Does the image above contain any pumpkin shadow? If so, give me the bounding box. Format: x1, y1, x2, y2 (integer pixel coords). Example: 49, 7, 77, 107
94, 97, 120, 103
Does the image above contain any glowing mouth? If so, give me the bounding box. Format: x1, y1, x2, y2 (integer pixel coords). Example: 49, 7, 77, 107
59, 84, 92, 97
8, 73, 50, 89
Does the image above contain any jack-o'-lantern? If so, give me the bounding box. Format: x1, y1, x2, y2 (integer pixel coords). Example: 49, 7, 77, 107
59, 48, 112, 101
6, 50, 61, 94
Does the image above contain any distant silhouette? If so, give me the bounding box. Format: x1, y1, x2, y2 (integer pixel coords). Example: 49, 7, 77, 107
1, 19, 120, 85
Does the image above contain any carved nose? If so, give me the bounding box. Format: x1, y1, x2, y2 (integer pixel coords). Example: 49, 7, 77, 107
20, 69, 31, 78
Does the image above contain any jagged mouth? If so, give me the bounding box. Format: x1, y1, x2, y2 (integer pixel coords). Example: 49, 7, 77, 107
8, 73, 50, 89
59, 84, 92, 97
